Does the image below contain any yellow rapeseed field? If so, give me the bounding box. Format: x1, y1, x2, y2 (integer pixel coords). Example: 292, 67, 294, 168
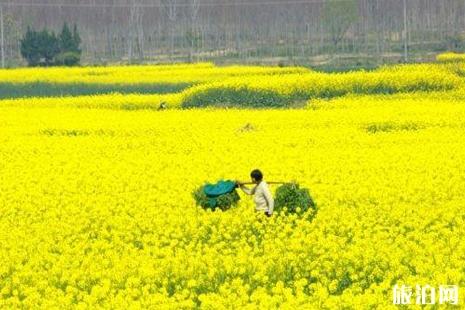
1, 62, 463, 108
0, 63, 308, 85
436, 51, 465, 62
1, 63, 465, 308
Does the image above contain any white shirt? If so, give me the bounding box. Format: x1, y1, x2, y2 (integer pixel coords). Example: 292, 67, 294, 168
239, 180, 274, 214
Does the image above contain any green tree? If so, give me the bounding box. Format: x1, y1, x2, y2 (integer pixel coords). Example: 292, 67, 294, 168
72, 24, 82, 54
38, 29, 59, 66
56, 23, 82, 66
20, 27, 59, 66
20, 26, 40, 66
59, 22, 74, 52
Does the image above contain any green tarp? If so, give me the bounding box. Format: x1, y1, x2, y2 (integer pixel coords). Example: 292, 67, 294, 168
204, 180, 236, 196
203, 180, 237, 208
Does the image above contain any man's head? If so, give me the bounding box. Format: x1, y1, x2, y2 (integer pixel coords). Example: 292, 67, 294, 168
250, 169, 263, 184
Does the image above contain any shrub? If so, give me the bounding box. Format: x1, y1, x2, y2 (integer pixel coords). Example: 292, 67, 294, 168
181, 86, 290, 108
274, 182, 316, 216
365, 121, 424, 134
55, 52, 81, 66
193, 184, 240, 211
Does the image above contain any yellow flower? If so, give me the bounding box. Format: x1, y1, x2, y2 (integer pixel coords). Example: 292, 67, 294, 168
1, 62, 465, 308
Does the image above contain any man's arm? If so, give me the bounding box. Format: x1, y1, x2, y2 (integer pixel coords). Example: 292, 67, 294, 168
239, 184, 256, 195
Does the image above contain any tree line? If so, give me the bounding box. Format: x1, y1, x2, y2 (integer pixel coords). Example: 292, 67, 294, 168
0, 0, 465, 68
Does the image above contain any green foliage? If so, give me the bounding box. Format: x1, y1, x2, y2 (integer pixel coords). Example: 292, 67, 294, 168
193, 185, 240, 211
59, 22, 82, 55
20, 27, 40, 66
73, 24, 82, 54
0, 82, 191, 99
54, 52, 81, 66
365, 121, 424, 134
59, 23, 74, 53
274, 182, 316, 216
39, 30, 60, 66
20, 27, 59, 66
182, 88, 292, 108
20, 23, 81, 67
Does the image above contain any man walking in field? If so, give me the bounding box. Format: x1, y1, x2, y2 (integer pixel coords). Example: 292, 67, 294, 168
236, 169, 274, 217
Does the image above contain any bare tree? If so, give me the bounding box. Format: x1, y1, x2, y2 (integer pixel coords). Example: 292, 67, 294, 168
1, 4, 4, 68
187, 0, 200, 62
403, 0, 408, 62
136, 3, 144, 61
2, 0, 465, 66
162, 0, 177, 60
322, 0, 359, 53
127, 0, 136, 62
